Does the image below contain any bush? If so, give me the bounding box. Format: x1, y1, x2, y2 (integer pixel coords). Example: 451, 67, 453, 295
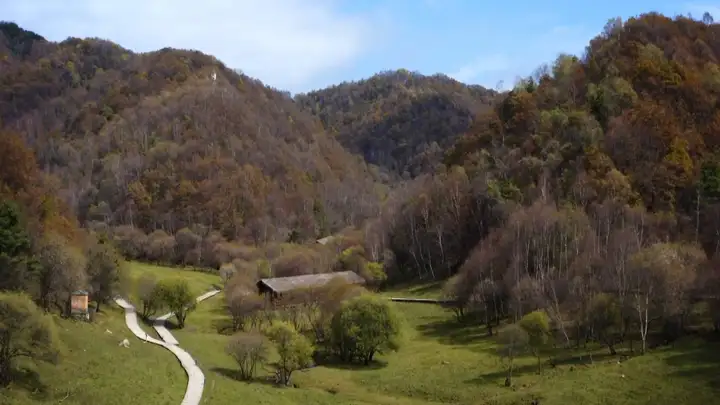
226, 288, 264, 332
266, 321, 313, 386
329, 294, 402, 364
0, 292, 59, 386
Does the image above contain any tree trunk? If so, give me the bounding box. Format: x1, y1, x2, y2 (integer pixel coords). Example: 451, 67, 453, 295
637, 295, 649, 355
284, 371, 292, 386
0, 349, 12, 387
607, 343, 617, 355
505, 359, 514, 387
176, 312, 186, 329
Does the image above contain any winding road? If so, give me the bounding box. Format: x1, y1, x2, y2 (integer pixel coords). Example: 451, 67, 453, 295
114, 289, 221, 405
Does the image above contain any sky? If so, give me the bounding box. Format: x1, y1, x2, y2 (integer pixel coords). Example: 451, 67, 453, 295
2, 1, 719, 94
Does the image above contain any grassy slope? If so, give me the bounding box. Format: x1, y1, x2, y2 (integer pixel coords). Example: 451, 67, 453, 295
3, 261, 218, 405
124, 261, 222, 338
6, 264, 720, 405
1, 306, 185, 405
177, 278, 720, 405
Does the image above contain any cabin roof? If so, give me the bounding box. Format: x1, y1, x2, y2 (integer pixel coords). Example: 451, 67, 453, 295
257, 271, 364, 294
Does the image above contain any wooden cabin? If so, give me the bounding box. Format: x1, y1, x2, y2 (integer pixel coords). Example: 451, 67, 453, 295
70, 290, 90, 320
256, 271, 365, 301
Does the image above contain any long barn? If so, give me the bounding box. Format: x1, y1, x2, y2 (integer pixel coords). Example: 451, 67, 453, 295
256, 271, 365, 299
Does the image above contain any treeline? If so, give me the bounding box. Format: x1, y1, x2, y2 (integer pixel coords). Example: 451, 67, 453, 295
445, 199, 714, 351
102, 222, 386, 285
434, 198, 719, 386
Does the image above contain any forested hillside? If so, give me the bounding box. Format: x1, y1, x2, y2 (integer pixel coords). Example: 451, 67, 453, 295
6, 12, 720, 293
6, 12, 720, 403
366, 13, 720, 290
0, 125, 123, 340
296, 70, 497, 179
0, 22, 382, 254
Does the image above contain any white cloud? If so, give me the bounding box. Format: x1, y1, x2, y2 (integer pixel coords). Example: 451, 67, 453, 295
448, 54, 510, 83
2, 0, 385, 92
450, 24, 592, 90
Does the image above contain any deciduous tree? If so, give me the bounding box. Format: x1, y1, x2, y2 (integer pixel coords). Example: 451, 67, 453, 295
497, 324, 528, 387
329, 295, 403, 365
158, 279, 196, 328
266, 321, 313, 386
226, 332, 268, 380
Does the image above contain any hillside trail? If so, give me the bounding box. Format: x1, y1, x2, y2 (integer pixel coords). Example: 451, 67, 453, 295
114, 289, 221, 405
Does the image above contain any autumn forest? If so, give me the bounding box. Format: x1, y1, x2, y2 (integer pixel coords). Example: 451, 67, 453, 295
2, 10, 720, 402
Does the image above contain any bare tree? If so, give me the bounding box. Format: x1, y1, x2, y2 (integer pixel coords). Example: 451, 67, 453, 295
226, 332, 268, 380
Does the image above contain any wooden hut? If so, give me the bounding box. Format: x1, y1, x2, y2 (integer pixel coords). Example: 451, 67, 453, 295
70, 290, 90, 320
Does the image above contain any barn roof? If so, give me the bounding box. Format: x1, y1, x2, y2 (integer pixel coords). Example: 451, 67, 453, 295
258, 271, 364, 294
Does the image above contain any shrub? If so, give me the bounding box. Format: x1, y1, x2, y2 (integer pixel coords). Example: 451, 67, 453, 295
266, 321, 313, 386
329, 294, 402, 364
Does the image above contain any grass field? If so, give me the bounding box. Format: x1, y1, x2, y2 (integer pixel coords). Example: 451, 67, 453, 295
174, 294, 720, 405
123, 261, 222, 338
5, 263, 720, 405
1, 306, 185, 405
125, 261, 221, 295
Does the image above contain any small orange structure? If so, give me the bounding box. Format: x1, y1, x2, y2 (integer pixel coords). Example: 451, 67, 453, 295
71, 290, 89, 320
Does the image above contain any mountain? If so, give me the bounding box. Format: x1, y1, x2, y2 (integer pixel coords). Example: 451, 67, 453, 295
447, 11, 720, 236
368, 12, 720, 284
0, 22, 382, 246
295, 70, 498, 179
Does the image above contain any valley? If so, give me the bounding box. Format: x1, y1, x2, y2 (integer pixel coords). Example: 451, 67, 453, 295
2, 10, 720, 405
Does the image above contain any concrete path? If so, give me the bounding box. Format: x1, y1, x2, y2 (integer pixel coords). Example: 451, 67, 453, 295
152, 289, 221, 346
153, 319, 180, 344
153, 312, 180, 345
114, 297, 207, 405
195, 290, 221, 303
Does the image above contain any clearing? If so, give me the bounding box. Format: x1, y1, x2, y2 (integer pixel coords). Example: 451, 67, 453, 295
5, 264, 720, 405
125, 262, 220, 294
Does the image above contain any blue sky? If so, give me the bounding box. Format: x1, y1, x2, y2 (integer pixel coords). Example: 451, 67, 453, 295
2, 1, 718, 93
